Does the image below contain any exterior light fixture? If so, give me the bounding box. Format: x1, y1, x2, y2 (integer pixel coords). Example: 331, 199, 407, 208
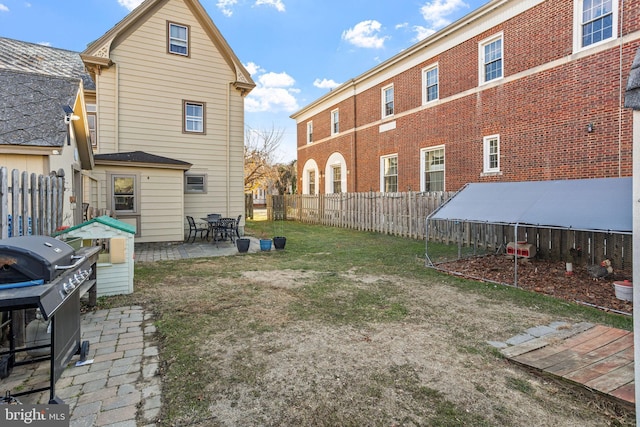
587, 123, 594, 133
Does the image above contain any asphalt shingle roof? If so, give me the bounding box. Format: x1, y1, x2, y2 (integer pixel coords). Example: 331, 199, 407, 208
0, 37, 95, 91
0, 69, 79, 147
625, 47, 640, 110
94, 151, 192, 168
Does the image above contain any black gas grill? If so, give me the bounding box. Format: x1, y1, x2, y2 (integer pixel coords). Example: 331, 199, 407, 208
0, 235, 100, 404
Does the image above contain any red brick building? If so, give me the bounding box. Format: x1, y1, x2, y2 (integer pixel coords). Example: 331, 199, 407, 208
291, 0, 640, 194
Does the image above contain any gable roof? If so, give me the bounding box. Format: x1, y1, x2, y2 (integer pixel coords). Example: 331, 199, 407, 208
428, 178, 632, 234
80, 0, 254, 95
624, 47, 640, 110
0, 37, 95, 91
0, 69, 79, 147
94, 151, 192, 170
54, 215, 136, 236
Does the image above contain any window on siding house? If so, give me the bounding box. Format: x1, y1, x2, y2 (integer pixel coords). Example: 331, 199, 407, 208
307, 121, 313, 143
422, 147, 444, 192
382, 85, 394, 118
112, 175, 136, 212
480, 35, 503, 84
580, 0, 614, 48
185, 174, 207, 193
483, 135, 500, 173
332, 166, 342, 193
423, 65, 439, 103
168, 22, 189, 56
183, 101, 205, 133
382, 155, 398, 193
86, 103, 97, 147
331, 109, 339, 135
308, 170, 316, 195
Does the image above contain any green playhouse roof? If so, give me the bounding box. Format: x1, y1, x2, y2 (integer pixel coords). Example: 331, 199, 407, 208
54, 215, 136, 236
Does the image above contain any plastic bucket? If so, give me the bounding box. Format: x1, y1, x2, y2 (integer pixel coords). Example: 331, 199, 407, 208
613, 281, 633, 302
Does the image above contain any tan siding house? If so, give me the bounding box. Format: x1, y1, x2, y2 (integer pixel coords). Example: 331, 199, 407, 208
81, 0, 254, 242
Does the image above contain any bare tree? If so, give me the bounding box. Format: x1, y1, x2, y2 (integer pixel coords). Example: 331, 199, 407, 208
244, 125, 283, 193
274, 160, 297, 195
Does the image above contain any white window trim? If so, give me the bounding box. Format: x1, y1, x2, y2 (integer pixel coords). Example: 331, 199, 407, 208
302, 159, 319, 195
380, 154, 398, 193
183, 100, 205, 134
168, 22, 189, 56
185, 173, 208, 194
331, 109, 339, 136
572, 0, 618, 53
478, 32, 504, 86
420, 145, 445, 192
324, 152, 347, 194
307, 121, 313, 144
381, 84, 394, 118
482, 134, 501, 174
422, 64, 439, 105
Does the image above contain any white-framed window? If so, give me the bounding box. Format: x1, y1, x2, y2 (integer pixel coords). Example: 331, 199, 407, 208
307, 121, 313, 144
332, 166, 342, 193
168, 22, 189, 56
110, 174, 138, 213
302, 159, 320, 195
185, 174, 207, 193
382, 84, 394, 118
380, 155, 398, 193
308, 170, 316, 195
483, 135, 500, 174
423, 64, 439, 104
420, 146, 445, 192
331, 109, 339, 135
573, 0, 617, 51
183, 100, 205, 133
479, 33, 503, 85
86, 103, 97, 147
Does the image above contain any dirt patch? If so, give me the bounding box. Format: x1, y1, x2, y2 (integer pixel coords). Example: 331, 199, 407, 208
161, 268, 632, 426
437, 255, 633, 315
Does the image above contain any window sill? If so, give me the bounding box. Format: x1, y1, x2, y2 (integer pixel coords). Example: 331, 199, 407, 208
480, 171, 502, 177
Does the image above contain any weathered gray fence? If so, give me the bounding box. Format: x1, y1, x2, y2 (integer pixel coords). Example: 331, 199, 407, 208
268, 192, 631, 267
268, 192, 454, 239
427, 220, 632, 269
0, 167, 65, 239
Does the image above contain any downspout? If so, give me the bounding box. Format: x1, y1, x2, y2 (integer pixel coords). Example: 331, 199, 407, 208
617, 0, 624, 177
115, 65, 120, 152
352, 80, 357, 192
227, 82, 231, 215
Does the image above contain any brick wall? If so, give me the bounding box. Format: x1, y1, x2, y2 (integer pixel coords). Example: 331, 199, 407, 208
295, 0, 639, 193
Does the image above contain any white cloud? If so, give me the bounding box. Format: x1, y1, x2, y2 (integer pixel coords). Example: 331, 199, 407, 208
412, 25, 436, 42
258, 72, 295, 88
313, 78, 340, 90
117, 0, 144, 11
217, 0, 238, 17
0, 4, 9, 12
395, 22, 408, 30
38, 42, 51, 46
420, 0, 468, 29
342, 20, 388, 49
244, 65, 299, 113
244, 62, 264, 76
255, 0, 285, 12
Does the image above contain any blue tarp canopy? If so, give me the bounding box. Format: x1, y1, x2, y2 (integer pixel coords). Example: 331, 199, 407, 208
428, 177, 632, 234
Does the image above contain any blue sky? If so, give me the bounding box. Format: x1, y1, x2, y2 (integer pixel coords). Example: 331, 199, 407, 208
0, 0, 488, 162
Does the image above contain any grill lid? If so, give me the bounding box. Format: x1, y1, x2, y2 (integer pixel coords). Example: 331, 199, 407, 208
0, 235, 75, 283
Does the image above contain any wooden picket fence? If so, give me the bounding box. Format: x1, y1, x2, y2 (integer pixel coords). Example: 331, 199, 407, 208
0, 167, 65, 239
267, 192, 632, 268
268, 192, 454, 239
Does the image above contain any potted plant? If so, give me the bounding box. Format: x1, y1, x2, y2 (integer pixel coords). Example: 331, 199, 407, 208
236, 237, 250, 253
259, 236, 272, 251
272, 214, 286, 250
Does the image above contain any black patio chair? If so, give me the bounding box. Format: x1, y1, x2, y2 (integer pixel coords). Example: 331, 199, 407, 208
186, 216, 208, 243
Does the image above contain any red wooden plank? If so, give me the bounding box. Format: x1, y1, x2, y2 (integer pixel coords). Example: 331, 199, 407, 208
610, 382, 635, 404
585, 364, 634, 393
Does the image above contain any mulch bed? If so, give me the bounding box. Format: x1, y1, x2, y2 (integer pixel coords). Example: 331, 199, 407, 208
437, 255, 633, 315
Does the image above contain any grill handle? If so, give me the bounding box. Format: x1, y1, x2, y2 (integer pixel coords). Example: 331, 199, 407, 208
54, 255, 86, 271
